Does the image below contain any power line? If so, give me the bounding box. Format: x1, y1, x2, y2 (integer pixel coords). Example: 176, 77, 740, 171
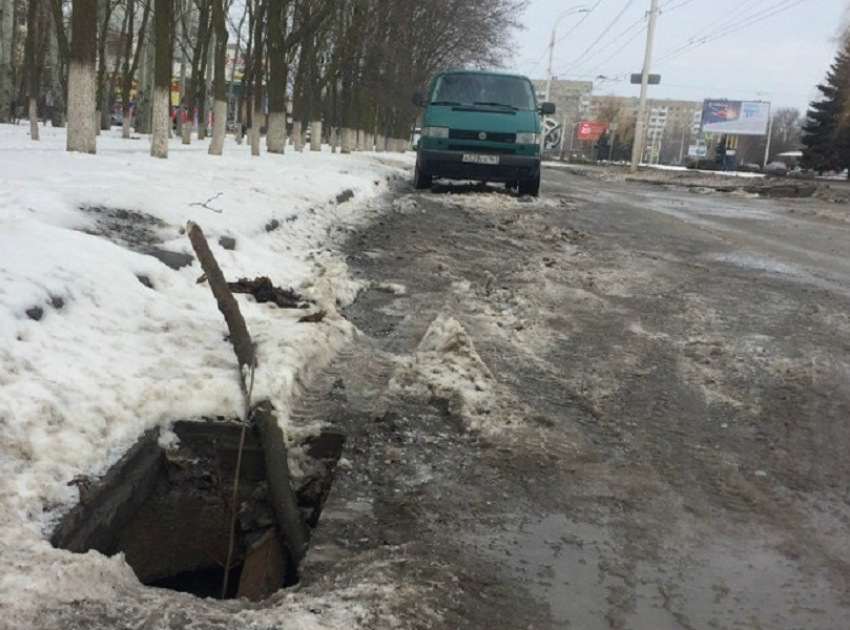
654, 0, 811, 67
524, 0, 606, 77
583, 23, 648, 76
559, 0, 636, 76
556, 9, 648, 76
554, 0, 608, 47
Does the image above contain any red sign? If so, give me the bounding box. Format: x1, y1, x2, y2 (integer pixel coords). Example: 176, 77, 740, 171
577, 121, 608, 141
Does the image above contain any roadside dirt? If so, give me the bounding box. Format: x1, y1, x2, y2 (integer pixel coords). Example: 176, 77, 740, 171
292, 173, 850, 629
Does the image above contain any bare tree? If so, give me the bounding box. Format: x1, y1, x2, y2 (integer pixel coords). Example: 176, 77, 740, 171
118, 0, 150, 138
207, 0, 228, 154
150, 0, 172, 157
770, 107, 803, 156
0, 0, 14, 122
24, 0, 50, 139
66, 0, 98, 153
248, 0, 266, 156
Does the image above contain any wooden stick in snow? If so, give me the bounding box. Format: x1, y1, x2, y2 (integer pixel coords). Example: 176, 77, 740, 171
186, 220, 255, 382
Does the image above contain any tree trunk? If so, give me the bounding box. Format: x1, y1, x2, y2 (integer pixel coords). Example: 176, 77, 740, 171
249, 0, 266, 157
265, 0, 287, 154
292, 120, 303, 152
25, 0, 42, 140
67, 0, 98, 154
150, 0, 172, 158
48, 15, 65, 127
207, 0, 228, 155
310, 120, 322, 151
340, 127, 352, 153
0, 0, 14, 123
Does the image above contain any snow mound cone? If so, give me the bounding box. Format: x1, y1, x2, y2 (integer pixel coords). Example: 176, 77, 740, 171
389, 314, 507, 432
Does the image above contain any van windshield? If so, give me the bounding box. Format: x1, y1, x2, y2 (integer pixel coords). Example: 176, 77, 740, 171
431, 74, 536, 110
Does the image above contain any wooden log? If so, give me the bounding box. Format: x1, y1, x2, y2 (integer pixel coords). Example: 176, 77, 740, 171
186, 222, 307, 573
186, 221, 255, 379
253, 400, 308, 567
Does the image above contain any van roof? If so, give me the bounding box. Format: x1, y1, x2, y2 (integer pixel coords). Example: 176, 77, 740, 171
437, 69, 531, 81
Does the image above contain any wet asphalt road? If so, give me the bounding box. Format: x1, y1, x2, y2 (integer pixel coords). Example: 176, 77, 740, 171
298, 166, 850, 630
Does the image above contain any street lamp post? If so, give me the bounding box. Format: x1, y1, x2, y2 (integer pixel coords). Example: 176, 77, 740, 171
545, 6, 590, 103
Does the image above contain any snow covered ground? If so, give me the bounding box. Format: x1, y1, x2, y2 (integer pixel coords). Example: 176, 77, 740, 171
0, 123, 415, 628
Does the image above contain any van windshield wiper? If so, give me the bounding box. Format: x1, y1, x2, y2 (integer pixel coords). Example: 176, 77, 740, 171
429, 100, 464, 106
473, 102, 520, 110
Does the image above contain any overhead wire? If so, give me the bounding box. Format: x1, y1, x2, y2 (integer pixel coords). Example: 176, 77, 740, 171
558, 0, 636, 75
654, 0, 812, 67
557, 8, 649, 76
523, 0, 606, 77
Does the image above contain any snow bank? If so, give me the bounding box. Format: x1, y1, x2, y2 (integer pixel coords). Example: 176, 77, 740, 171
0, 123, 411, 628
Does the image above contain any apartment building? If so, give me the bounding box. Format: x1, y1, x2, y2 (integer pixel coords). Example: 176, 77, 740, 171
590, 95, 704, 163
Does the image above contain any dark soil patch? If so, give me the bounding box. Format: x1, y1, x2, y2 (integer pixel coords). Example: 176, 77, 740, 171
227, 276, 311, 308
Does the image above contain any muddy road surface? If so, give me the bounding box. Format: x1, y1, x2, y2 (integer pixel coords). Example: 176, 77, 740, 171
293, 166, 850, 630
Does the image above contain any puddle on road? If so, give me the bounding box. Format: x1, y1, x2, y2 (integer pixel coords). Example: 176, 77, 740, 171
474, 512, 847, 629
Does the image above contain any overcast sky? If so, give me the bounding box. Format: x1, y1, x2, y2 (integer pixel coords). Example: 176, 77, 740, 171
506, 0, 846, 112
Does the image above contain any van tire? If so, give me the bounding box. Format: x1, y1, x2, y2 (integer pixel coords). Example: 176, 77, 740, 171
518, 173, 540, 197
414, 161, 432, 190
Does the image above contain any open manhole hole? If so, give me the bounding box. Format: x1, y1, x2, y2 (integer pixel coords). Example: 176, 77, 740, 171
51, 420, 344, 601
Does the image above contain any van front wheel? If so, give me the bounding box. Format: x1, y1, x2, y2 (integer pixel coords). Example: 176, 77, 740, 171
518, 173, 540, 197
414, 161, 432, 190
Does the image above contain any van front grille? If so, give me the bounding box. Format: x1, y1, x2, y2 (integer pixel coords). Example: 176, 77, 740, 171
448, 130, 516, 143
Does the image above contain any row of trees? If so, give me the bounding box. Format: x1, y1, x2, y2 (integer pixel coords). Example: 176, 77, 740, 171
0, 0, 524, 157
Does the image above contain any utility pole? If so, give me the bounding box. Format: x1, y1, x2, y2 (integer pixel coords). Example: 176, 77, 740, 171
630, 0, 659, 173
763, 103, 774, 168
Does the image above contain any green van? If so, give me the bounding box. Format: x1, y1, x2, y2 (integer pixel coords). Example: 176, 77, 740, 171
412, 69, 555, 197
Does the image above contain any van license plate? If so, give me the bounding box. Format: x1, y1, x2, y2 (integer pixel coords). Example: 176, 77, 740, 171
462, 154, 500, 165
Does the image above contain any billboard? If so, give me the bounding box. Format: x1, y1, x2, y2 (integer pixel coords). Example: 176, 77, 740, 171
577, 120, 608, 141
701, 100, 770, 136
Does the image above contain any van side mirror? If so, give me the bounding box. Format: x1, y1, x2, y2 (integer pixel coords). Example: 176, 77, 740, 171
412, 92, 425, 107
539, 102, 556, 115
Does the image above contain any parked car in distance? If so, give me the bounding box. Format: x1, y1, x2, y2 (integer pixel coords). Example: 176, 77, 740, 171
411, 69, 555, 197
764, 161, 789, 176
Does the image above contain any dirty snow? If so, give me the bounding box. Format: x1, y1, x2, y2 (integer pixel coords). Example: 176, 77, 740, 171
0, 122, 418, 628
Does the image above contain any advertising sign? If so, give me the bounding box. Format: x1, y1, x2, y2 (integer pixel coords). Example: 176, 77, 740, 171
577, 120, 608, 141
701, 100, 770, 136
688, 145, 707, 157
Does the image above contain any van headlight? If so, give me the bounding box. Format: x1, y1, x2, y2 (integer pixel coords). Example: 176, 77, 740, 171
421, 126, 449, 139
515, 132, 540, 144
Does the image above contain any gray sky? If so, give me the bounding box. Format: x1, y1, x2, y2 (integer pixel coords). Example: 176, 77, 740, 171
506, 0, 846, 112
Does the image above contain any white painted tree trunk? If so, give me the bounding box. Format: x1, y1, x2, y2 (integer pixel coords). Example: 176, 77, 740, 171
310, 120, 322, 151
150, 86, 169, 158
123, 117, 131, 138
356, 129, 364, 151
340, 127, 352, 154
376, 133, 385, 152
251, 107, 262, 156
292, 121, 303, 152
364, 132, 373, 151
182, 110, 191, 144
330, 127, 338, 153
266, 111, 287, 153
208, 100, 227, 155
66, 61, 97, 153
29, 98, 39, 140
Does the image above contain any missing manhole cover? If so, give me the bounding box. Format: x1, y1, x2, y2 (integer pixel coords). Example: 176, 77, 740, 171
51, 420, 343, 601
